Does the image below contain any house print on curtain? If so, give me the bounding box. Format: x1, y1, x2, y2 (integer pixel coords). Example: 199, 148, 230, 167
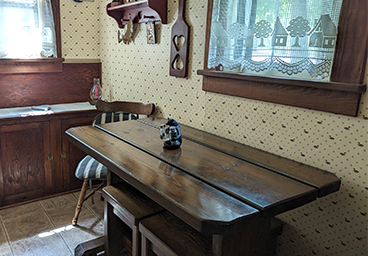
208, 0, 343, 80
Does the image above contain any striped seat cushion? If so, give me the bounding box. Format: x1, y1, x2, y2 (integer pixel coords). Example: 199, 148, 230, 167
75, 155, 108, 180
75, 111, 137, 181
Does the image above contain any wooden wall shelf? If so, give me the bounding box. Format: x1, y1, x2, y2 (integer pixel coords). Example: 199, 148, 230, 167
106, 0, 167, 28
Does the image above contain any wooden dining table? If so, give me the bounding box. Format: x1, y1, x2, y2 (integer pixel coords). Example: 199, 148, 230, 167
66, 117, 340, 255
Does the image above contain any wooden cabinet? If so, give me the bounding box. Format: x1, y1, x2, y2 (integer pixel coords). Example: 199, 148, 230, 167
0, 109, 97, 207
61, 115, 98, 191
0, 121, 52, 206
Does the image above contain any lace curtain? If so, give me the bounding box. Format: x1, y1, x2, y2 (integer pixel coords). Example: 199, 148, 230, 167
0, 0, 57, 58
208, 0, 343, 80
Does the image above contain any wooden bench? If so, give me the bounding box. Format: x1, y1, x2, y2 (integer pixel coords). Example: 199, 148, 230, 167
102, 181, 165, 256
74, 236, 105, 256
139, 211, 211, 256
139, 211, 283, 256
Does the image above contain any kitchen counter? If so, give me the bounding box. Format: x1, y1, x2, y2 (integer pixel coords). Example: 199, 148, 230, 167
0, 102, 96, 119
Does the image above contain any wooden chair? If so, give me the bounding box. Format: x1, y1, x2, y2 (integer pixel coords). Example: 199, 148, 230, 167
72, 100, 155, 226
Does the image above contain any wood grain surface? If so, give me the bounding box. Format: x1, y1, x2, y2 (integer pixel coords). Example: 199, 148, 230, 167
66, 125, 260, 235
102, 182, 165, 226
96, 100, 155, 115
0, 63, 100, 109
97, 120, 318, 217
141, 118, 341, 197
140, 211, 211, 256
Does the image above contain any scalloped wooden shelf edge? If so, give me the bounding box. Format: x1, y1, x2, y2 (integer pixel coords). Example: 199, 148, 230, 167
106, 0, 167, 28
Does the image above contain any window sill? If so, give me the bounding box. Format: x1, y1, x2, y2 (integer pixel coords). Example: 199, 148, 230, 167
0, 58, 64, 74
198, 69, 367, 116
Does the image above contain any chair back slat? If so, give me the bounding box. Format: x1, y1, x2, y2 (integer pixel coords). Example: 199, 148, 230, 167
96, 100, 155, 116
91, 100, 154, 126
92, 111, 138, 126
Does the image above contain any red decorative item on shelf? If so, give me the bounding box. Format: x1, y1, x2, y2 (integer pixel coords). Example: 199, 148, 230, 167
89, 78, 102, 104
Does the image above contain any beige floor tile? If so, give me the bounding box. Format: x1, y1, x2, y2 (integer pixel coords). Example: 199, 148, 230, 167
84, 195, 105, 220
0, 191, 105, 255
0, 202, 42, 221
71, 192, 80, 199
46, 203, 96, 228
72, 190, 105, 220
11, 234, 72, 256
60, 217, 104, 252
3, 211, 54, 243
39, 194, 77, 212
0, 224, 9, 247
0, 244, 12, 256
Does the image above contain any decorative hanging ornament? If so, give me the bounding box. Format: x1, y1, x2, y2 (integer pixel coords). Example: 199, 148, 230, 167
118, 15, 134, 44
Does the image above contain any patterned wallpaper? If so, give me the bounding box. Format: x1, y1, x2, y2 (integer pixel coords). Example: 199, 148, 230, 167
61, 0, 367, 255
60, 0, 100, 59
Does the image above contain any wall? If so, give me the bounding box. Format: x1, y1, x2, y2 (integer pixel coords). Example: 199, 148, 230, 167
62, 1, 367, 255
60, 0, 101, 59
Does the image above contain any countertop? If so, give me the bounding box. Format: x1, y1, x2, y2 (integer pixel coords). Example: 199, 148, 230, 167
0, 102, 96, 119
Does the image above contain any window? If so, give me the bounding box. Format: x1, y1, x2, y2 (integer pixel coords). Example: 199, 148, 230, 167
208, 0, 343, 81
0, 0, 62, 73
0, 0, 57, 58
198, 0, 367, 116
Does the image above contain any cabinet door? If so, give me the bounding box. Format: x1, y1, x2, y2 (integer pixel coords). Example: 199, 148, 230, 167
61, 113, 97, 191
0, 121, 52, 206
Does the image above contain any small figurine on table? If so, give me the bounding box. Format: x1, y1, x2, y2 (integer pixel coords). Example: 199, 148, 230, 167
159, 118, 182, 150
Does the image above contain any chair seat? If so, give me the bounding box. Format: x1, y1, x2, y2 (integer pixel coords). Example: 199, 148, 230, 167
75, 155, 107, 180
72, 101, 155, 226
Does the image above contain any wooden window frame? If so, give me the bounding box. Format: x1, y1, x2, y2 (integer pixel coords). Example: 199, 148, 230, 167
198, 0, 367, 116
0, 0, 63, 74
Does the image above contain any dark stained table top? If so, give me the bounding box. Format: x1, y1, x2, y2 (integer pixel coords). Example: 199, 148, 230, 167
66, 117, 340, 235
141, 118, 341, 197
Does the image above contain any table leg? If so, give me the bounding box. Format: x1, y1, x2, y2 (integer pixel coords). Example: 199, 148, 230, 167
104, 200, 126, 255
211, 218, 282, 256
212, 234, 223, 256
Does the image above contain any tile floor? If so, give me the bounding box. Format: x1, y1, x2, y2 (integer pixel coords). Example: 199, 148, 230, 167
0, 192, 105, 256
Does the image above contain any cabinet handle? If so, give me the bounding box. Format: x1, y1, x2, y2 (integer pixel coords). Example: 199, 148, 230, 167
60, 152, 67, 159
46, 154, 54, 161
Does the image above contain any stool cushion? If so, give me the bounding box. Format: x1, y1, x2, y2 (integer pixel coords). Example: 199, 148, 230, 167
75, 155, 107, 180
